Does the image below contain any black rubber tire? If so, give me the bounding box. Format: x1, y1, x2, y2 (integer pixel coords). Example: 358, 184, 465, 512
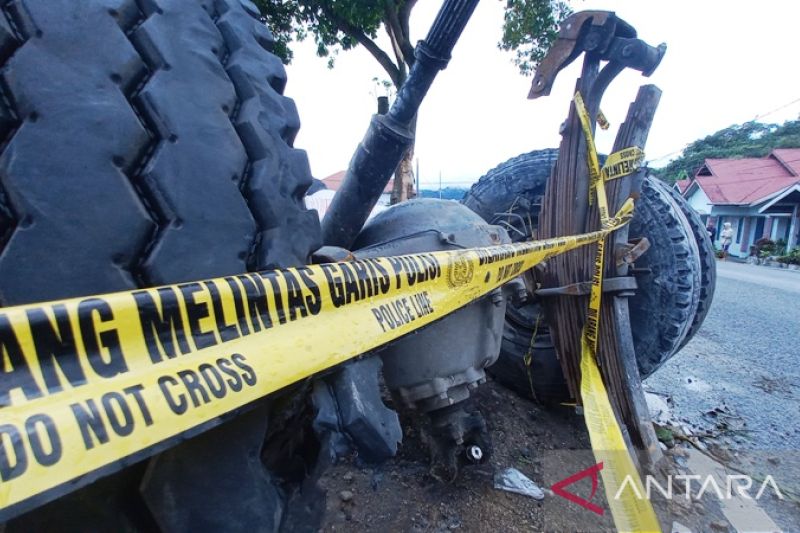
462, 151, 702, 401
1, 0, 320, 529
652, 178, 717, 349
462, 149, 568, 403
628, 178, 701, 377
461, 149, 558, 240
489, 304, 571, 405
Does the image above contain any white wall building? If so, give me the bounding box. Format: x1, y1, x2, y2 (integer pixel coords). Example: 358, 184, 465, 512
305, 170, 393, 221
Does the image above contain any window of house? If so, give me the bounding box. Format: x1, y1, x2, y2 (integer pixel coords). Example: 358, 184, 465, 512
736, 217, 744, 242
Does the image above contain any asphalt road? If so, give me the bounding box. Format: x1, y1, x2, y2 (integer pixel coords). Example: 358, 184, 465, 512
647, 261, 800, 531
648, 262, 800, 449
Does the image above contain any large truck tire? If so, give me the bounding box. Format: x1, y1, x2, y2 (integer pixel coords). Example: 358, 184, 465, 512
1, 0, 320, 529
461, 149, 558, 239
653, 178, 717, 350
462, 150, 703, 401
488, 303, 571, 405
628, 177, 701, 376
461, 149, 568, 404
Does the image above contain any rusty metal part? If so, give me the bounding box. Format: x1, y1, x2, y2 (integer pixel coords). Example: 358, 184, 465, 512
533, 10, 668, 472
311, 246, 354, 263
529, 11, 664, 100
529, 11, 617, 99
534, 13, 664, 233
606, 37, 665, 77
534, 275, 637, 297
615, 237, 650, 267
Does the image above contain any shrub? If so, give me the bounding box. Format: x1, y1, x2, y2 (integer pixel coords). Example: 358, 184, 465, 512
754, 238, 776, 258
777, 247, 800, 265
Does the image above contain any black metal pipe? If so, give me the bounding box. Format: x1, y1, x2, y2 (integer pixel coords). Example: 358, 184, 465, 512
389, 0, 479, 125
321, 0, 479, 249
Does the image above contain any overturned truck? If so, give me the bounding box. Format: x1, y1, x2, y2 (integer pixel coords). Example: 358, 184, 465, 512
0, 1, 712, 531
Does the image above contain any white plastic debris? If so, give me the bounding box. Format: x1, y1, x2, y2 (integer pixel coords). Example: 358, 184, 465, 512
493, 467, 545, 500
671, 521, 692, 533
644, 391, 673, 425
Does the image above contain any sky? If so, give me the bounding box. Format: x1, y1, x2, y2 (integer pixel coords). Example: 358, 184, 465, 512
283, 1, 800, 189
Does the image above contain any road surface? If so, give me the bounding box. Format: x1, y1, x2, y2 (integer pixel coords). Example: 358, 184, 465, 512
648, 261, 800, 531
318, 261, 800, 532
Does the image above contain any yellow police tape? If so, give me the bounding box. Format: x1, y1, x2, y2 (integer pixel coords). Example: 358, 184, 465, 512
0, 205, 634, 520
581, 102, 644, 209
596, 108, 610, 131
603, 147, 645, 184
575, 92, 661, 532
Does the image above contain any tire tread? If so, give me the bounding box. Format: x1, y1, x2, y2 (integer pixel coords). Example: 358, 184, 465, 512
0, 0, 156, 304
0, 0, 320, 306
653, 178, 716, 348
628, 177, 701, 375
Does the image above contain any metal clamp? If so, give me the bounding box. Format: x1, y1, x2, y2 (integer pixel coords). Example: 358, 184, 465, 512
535, 275, 637, 297
615, 237, 650, 267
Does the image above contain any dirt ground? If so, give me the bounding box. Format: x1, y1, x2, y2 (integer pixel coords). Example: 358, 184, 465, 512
317, 379, 734, 532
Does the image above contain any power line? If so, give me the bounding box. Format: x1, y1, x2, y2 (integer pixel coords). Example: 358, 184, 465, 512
648, 96, 800, 165
418, 181, 476, 186
753, 97, 800, 122
418, 180, 479, 186
419, 157, 800, 187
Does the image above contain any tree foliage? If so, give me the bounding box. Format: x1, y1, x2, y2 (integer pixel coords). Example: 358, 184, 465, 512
254, 0, 417, 87
653, 119, 800, 183
253, 0, 569, 203
499, 0, 571, 75
253, 0, 570, 86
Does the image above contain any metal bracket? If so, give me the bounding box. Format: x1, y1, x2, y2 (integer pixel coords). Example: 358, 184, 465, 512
529, 11, 622, 99
311, 246, 354, 264
528, 11, 664, 100
535, 275, 637, 297
615, 237, 650, 267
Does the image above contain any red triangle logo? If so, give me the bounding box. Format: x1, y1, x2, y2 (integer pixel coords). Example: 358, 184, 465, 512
551, 461, 605, 515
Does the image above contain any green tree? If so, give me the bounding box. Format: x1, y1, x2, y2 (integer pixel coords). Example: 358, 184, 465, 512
653, 118, 800, 183
500, 0, 571, 75
254, 0, 569, 202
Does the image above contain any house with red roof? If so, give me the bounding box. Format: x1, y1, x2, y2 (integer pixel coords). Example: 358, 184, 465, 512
675, 148, 800, 258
